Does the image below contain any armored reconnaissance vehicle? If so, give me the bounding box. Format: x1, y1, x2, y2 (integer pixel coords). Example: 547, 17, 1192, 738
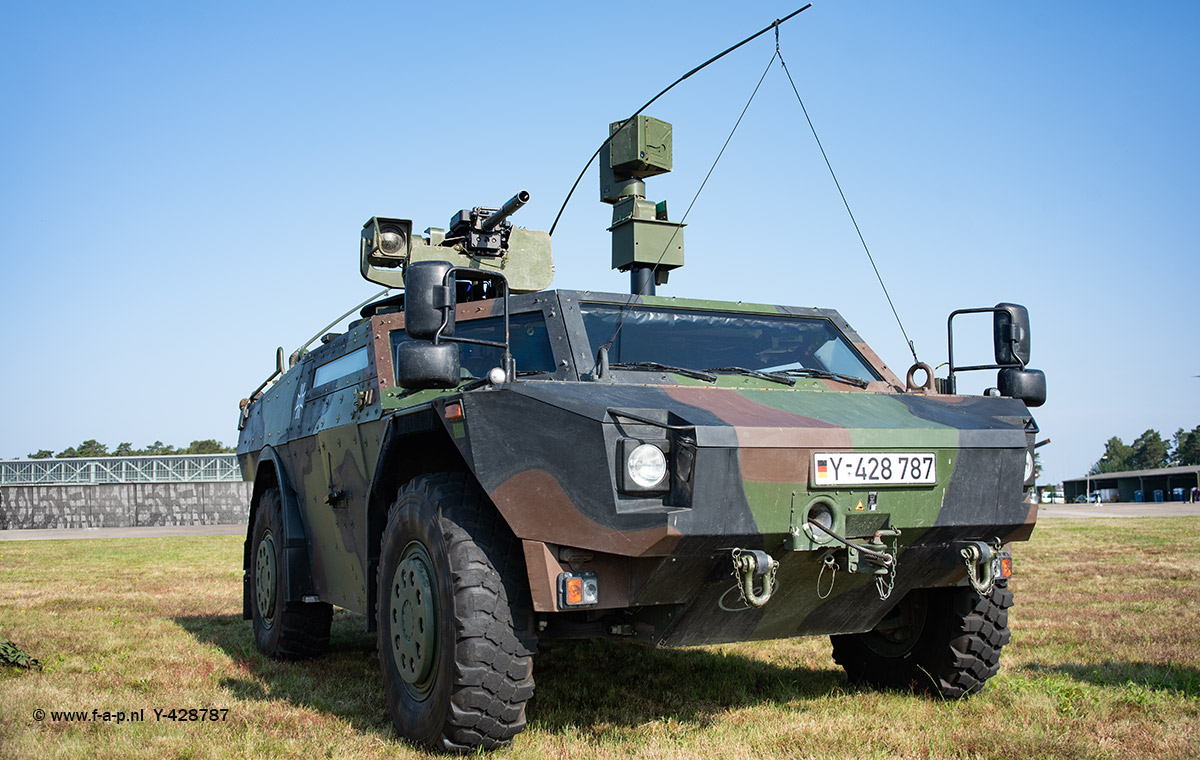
237, 115, 1046, 751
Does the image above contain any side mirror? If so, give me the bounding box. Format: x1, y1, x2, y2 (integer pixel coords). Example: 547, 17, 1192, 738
404, 261, 456, 340
395, 261, 460, 390
993, 302, 1030, 367
948, 302, 1045, 404
998, 367, 1046, 408
395, 262, 513, 391
395, 341, 461, 389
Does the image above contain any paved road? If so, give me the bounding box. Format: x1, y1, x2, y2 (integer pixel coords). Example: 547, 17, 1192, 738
1037, 502, 1200, 519
2, 503, 1198, 542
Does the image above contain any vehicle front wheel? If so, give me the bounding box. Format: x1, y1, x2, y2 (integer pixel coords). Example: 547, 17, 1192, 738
249, 487, 332, 659
377, 473, 537, 751
830, 581, 1014, 698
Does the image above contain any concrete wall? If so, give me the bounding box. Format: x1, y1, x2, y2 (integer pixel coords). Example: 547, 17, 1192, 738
0, 482, 252, 530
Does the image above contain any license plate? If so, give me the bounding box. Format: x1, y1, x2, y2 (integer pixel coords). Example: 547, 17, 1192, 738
812, 452, 937, 486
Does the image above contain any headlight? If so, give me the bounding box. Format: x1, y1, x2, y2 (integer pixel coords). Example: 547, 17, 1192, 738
1024, 451, 1035, 483
627, 443, 668, 489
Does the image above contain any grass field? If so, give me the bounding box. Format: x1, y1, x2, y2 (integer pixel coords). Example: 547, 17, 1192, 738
2, 518, 1198, 759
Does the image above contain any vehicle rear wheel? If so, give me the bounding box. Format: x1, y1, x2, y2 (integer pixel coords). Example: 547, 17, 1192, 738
249, 487, 332, 659
830, 581, 1014, 698
377, 473, 537, 751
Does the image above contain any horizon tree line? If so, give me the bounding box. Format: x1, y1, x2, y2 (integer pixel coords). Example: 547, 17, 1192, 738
1089, 425, 1200, 475
21, 439, 235, 459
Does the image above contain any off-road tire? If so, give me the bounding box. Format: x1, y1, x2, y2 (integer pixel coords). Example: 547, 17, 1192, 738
377, 473, 537, 752
830, 581, 1014, 698
249, 487, 332, 659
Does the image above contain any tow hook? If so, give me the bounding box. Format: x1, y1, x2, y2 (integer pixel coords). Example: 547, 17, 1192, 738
960, 540, 1012, 596
847, 529, 901, 576
731, 548, 778, 607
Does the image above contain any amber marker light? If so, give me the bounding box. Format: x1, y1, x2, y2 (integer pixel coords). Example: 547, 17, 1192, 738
1000, 556, 1013, 579
444, 401, 464, 420
557, 571, 599, 608
566, 578, 583, 605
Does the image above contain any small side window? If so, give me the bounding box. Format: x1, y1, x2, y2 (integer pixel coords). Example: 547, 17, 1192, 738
314, 347, 368, 387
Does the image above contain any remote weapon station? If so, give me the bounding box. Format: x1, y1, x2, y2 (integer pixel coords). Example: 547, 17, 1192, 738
237, 114, 1046, 751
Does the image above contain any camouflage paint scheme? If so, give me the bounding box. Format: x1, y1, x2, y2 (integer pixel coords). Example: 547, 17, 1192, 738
237, 289, 1038, 647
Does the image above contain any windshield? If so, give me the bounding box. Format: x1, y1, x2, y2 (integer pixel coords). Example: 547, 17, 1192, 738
580, 303, 881, 383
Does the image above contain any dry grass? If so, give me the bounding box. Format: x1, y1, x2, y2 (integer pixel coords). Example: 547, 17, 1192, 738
1, 518, 1198, 759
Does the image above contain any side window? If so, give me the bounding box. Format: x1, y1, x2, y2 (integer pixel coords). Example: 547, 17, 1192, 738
313, 346, 368, 388
391, 312, 556, 381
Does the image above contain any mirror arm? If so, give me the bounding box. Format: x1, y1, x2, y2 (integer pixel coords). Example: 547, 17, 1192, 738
436, 267, 515, 382
946, 305, 1028, 392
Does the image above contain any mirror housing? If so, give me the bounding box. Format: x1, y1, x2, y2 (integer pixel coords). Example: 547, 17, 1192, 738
404, 261, 456, 340
993, 302, 1030, 367
395, 341, 461, 390
998, 367, 1046, 407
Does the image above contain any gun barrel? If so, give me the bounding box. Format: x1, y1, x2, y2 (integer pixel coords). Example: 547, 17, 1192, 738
481, 190, 531, 231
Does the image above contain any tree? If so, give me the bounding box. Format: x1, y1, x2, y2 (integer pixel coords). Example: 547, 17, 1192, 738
27, 449, 54, 459
1130, 429, 1168, 471
1091, 437, 1133, 474
1177, 425, 1200, 466
143, 441, 177, 456
113, 442, 135, 456
1169, 428, 1186, 466
183, 439, 233, 454
56, 440, 111, 458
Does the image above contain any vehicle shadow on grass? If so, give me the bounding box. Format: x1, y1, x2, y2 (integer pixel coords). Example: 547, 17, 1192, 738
175, 612, 848, 736
527, 639, 845, 731
1028, 662, 1200, 697
173, 611, 393, 737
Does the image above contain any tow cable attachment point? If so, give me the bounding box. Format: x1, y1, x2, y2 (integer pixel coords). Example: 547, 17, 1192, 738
731, 548, 779, 607
960, 539, 1011, 596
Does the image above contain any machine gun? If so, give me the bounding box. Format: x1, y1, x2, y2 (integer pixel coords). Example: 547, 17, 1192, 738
449, 190, 530, 256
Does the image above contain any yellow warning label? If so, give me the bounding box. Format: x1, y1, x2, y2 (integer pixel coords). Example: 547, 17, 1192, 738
855, 499, 865, 511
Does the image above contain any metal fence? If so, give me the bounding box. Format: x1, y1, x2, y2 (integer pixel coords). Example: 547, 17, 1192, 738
0, 454, 243, 485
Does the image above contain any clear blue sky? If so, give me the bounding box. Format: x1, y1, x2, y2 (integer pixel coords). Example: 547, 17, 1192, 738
2, 1, 1197, 484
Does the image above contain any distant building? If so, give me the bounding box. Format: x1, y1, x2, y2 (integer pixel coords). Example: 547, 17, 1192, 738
1063, 465, 1200, 503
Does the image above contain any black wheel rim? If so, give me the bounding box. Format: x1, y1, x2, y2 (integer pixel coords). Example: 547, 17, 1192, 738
390, 540, 439, 699
255, 530, 277, 627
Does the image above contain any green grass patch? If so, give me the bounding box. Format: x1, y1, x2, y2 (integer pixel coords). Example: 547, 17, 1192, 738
2, 519, 1199, 759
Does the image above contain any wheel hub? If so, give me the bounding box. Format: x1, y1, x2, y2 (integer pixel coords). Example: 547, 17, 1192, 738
864, 589, 928, 657
255, 531, 277, 625
391, 544, 437, 689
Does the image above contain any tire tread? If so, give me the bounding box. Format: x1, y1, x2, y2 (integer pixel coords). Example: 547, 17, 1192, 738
251, 488, 332, 661
379, 473, 536, 752
831, 580, 1014, 699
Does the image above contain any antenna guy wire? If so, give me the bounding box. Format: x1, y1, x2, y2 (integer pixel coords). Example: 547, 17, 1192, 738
776, 48, 920, 365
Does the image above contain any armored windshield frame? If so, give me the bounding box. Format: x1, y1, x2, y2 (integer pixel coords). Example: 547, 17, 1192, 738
562, 294, 885, 385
